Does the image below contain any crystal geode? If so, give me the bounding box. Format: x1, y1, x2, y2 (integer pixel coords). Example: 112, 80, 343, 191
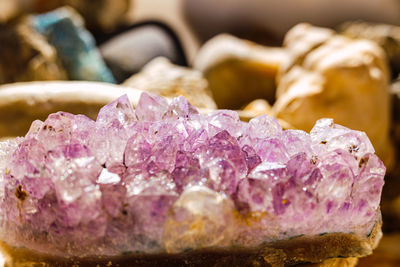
0, 93, 385, 261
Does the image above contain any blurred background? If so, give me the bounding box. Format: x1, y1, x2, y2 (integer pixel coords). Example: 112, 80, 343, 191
1, 0, 400, 266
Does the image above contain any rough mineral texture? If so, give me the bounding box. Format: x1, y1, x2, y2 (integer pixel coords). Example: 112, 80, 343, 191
273, 23, 394, 170
0, 93, 385, 259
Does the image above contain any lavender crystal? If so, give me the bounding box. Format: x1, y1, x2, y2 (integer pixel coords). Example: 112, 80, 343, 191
0, 93, 385, 257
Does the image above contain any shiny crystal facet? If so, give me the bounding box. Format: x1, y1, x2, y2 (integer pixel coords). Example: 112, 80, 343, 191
0, 93, 385, 256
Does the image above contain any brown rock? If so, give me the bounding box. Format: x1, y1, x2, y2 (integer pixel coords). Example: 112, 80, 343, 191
0, 81, 145, 138
123, 57, 217, 109
273, 24, 394, 169
194, 34, 287, 109
61, 0, 130, 31
241, 99, 293, 130
0, 221, 381, 266
277, 23, 335, 82
0, 0, 24, 24
0, 0, 130, 31
243, 99, 273, 117
0, 21, 67, 84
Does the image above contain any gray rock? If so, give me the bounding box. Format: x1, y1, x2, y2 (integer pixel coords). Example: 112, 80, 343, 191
100, 24, 186, 83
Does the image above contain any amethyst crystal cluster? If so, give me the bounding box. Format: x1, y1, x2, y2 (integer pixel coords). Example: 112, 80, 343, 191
0, 93, 385, 257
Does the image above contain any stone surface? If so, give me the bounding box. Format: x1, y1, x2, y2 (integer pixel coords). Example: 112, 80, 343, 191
339, 21, 400, 79
277, 23, 334, 81
101, 24, 187, 83
31, 7, 115, 83
0, 81, 145, 138
0, 0, 25, 24
273, 23, 394, 170
123, 57, 216, 109
0, 93, 385, 258
0, 21, 67, 84
194, 34, 287, 109
242, 99, 273, 117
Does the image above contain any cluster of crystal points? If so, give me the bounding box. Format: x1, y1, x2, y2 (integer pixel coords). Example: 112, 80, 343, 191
0, 93, 385, 257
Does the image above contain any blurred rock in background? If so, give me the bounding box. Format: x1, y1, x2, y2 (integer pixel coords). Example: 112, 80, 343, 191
339, 21, 400, 79
100, 23, 187, 83
0, 81, 145, 137
0, 21, 67, 84
0, 0, 130, 32
31, 7, 115, 83
273, 23, 394, 169
242, 99, 273, 117
123, 57, 216, 109
194, 34, 286, 109
0, 6, 116, 85
276, 23, 335, 80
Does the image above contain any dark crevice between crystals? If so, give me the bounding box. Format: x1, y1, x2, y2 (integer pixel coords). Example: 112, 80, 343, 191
15, 185, 28, 202
358, 157, 369, 169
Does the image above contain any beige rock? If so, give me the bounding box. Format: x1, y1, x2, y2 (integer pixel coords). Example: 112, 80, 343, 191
0, 81, 221, 138
278, 23, 335, 81
243, 99, 273, 117
339, 21, 400, 78
194, 34, 287, 109
241, 99, 294, 129
273, 24, 394, 169
0, 81, 145, 137
123, 57, 217, 109
0, 22, 67, 84
0, 0, 22, 24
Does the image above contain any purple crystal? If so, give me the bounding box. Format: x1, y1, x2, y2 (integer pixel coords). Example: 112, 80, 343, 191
0, 92, 385, 256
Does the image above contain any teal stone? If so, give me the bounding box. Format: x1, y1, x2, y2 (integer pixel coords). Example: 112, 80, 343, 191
31, 7, 115, 83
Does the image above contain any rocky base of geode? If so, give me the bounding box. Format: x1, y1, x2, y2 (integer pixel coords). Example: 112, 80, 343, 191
0, 250, 358, 267
0, 221, 381, 267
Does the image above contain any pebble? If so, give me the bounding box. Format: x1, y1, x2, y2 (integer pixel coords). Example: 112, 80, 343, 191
194, 34, 286, 109
100, 24, 187, 83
